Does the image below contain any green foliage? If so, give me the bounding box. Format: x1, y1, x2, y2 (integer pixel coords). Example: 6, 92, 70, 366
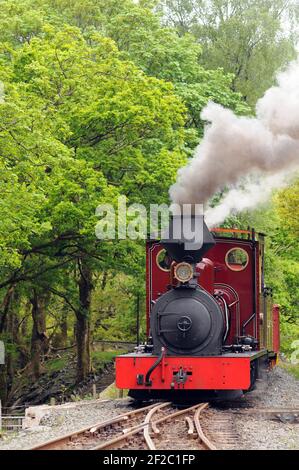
92, 273, 145, 342
230, 195, 299, 355
159, 0, 298, 106
0, 0, 249, 143
0, 24, 186, 286
91, 350, 126, 369
0, 0, 297, 395
275, 179, 299, 235
45, 356, 68, 372
280, 361, 299, 380
0, 5, 193, 388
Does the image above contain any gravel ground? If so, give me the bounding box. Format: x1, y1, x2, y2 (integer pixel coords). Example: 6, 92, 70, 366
0, 398, 135, 450
235, 415, 298, 450
232, 367, 299, 450
246, 366, 299, 408
0, 367, 298, 450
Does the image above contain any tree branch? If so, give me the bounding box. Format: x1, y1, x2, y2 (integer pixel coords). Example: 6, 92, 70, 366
48, 287, 77, 314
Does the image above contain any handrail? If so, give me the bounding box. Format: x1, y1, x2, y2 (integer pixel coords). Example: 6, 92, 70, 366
211, 228, 252, 235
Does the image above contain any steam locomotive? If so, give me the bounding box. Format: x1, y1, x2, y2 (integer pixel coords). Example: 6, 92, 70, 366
115, 215, 279, 400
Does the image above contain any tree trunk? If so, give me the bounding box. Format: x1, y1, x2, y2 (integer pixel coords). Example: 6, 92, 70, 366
21, 301, 31, 338
0, 365, 7, 404
0, 285, 15, 403
60, 307, 68, 346
75, 259, 92, 383
30, 291, 49, 379
6, 309, 15, 387
19, 301, 31, 368
0, 285, 15, 333
6, 291, 23, 387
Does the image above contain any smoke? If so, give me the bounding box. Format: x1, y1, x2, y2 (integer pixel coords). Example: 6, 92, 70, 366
169, 60, 299, 226
257, 61, 299, 139
204, 172, 290, 227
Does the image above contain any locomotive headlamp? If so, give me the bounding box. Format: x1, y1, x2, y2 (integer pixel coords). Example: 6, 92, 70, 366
174, 262, 193, 283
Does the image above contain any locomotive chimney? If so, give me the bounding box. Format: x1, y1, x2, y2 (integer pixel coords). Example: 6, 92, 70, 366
161, 214, 215, 264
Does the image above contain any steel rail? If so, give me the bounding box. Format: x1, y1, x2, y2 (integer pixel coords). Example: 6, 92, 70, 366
143, 402, 171, 450
92, 402, 171, 450
194, 404, 216, 450
144, 402, 216, 451
29, 402, 158, 450
148, 402, 214, 450
29, 401, 219, 451
92, 402, 207, 451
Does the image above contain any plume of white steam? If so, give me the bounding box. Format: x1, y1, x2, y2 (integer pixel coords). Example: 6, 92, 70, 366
169, 60, 299, 226
204, 172, 290, 227
257, 61, 299, 139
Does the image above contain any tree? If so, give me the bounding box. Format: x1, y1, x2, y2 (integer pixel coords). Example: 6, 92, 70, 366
275, 179, 299, 235
0, 25, 187, 382
224, 192, 299, 352
100, 4, 250, 140
159, 0, 299, 105
0, 0, 250, 143
0, 0, 262, 397
30, 289, 49, 378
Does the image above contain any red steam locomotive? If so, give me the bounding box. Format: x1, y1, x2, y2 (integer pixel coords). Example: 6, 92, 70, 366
115, 215, 279, 401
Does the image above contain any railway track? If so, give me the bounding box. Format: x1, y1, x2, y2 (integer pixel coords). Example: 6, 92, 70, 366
28, 403, 299, 451
29, 402, 216, 451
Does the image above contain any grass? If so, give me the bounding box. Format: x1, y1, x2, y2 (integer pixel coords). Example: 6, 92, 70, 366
43, 349, 125, 375
279, 361, 299, 380
45, 356, 68, 373
91, 349, 126, 370
99, 382, 128, 399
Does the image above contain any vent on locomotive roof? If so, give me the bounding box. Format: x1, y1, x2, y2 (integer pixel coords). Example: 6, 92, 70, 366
161, 214, 215, 264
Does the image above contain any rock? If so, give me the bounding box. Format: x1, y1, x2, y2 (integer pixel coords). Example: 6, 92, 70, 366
23, 405, 53, 429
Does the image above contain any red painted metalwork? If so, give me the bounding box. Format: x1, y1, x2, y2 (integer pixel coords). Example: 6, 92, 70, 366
121, 230, 277, 395
208, 238, 259, 341
272, 304, 280, 353
115, 355, 251, 390
212, 228, 252, 235
146, 237, 260, 344
214, 284, 240, 344
146, 241, 172, 336
196, 258, 214, 294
